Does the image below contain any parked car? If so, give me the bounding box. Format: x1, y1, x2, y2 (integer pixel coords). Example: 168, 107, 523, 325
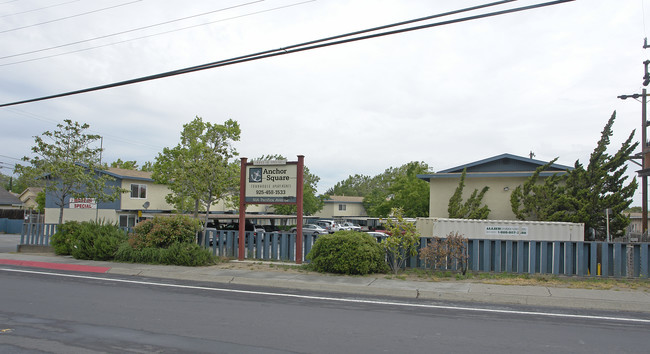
290, 223, 329, 235
316, 220, 344, 233
341, 222, 361, 232
366, 231, 388, 240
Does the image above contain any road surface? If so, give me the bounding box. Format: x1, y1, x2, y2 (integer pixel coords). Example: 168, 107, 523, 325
0, 266, 648, 353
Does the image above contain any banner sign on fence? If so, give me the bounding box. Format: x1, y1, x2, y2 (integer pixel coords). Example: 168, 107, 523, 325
244, 161, 297, 203
485, 225, 528, 236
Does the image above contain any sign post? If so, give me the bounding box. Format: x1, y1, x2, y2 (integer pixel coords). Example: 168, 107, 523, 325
238, 155, 305, 263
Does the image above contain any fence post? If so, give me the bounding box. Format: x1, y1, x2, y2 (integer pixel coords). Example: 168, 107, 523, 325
641, 244, 649, 278
614, 243, 623, 277
590, 242, 598, 277
472, 240, 480, 272
505, 241, 513, 273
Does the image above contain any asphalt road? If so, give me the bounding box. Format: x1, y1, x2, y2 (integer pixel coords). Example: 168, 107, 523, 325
0, 267, 648, 354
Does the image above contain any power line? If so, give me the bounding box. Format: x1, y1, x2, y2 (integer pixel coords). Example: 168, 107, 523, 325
0, 0, 265, 60
0, 0, 142, 34
1, 0, 81, 18
0, 0, 314, 67
0, 0, 575, 108
0, 154, 22, 161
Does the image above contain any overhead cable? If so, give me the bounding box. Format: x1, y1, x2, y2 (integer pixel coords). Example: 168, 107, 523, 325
0, 0, 575, 108
0, 0, 265, 60
0, 0, 142, 34
1, 0, 81, 18
0, 0, 314, 67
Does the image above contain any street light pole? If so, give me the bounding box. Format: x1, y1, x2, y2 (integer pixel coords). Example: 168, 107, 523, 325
618, 90, 648, 237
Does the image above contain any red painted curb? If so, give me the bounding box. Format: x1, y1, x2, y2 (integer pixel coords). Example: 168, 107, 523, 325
0, 259, 111, 273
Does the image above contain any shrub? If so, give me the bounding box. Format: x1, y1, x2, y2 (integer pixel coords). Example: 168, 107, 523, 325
306, 231, 389, 275
50, 221, 127, 260
51, 221, 82, 255
129, 215, 201, 249
381, 208, 420, 275
114, 242, 217, 266
419, 232, 469, 275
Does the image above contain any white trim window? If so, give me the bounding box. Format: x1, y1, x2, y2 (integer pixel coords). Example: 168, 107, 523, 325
338, 204, 346, 211
130, 184, 147, 199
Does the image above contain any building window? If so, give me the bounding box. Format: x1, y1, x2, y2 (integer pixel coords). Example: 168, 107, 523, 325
339, 204, 346, 211
119, 214, 136, 228
131, 184, 147, 199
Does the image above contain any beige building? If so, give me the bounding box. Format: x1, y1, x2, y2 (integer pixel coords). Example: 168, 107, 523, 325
417, 153, 572, 220
313, 195, 367, 219
44, 168, 267, 226
18, 187, 43, 210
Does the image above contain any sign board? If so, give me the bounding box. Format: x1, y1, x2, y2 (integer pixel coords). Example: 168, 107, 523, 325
245, 160, 297, 203
69, 197, 96, 209
485, 225, 528, 236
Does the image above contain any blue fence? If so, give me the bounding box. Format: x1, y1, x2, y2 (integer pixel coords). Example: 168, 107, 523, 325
0, 218, 23, 234
19, 223, 650, 278
20, 222, 57, 246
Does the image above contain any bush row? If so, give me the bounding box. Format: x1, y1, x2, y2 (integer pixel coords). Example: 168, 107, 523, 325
50, 216, 217, 266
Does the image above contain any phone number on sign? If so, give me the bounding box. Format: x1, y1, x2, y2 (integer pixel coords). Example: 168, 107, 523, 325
255, 189, 286, 195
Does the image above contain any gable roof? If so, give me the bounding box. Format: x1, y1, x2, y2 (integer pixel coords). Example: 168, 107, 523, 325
438, 153, 572, 173
103, 168, 153, 182
418, 153, 573, 181
0, 188, 23, 207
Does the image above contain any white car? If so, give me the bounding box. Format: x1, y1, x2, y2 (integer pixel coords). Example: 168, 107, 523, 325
341, 222, 361, 232
290, 224, 329, 235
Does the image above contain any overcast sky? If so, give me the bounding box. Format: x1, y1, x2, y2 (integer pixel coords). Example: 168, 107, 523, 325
1, 0, 649, 204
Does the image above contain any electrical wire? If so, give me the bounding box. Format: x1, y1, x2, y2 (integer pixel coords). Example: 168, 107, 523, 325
0, 0, 81, 18
0, 0, 575, 108
0, 0, 265, 60
0, 0, 142, 34
0, 0, 314, 67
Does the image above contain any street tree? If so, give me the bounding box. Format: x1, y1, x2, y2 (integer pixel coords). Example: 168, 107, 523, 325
15, 120, 122, 224
153, 117, 241, 231
447, 168, 490, 219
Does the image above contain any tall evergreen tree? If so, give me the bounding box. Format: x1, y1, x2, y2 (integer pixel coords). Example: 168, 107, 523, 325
510, 112, 637, 239
448, 168, 490, 219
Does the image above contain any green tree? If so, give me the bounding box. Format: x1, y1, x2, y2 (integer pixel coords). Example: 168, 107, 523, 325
447, 168, 490, 219
363, 161, 430, 217
325, 174, 374, 196
381, 208, 420, 275
35, 190, 46, 213
153, 117, 241, 231
510, 112, 637, 239
1, 171, 37, 193
109, 159, 139, 170
15, 120, 122, 224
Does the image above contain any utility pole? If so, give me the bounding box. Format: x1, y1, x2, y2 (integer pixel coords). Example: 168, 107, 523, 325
618, 41, 650, 237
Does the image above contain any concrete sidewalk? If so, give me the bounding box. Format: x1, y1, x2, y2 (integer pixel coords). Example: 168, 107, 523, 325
1, 251, 650, 313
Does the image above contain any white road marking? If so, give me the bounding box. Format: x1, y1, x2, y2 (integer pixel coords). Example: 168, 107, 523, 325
2, 267, 649, 324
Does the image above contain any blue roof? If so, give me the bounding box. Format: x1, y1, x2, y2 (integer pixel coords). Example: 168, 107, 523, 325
417, 153, 572, 181
438, 153, 572, 173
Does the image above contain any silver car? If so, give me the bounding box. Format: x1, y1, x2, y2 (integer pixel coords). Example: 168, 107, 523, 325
290, 223, 329, 235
